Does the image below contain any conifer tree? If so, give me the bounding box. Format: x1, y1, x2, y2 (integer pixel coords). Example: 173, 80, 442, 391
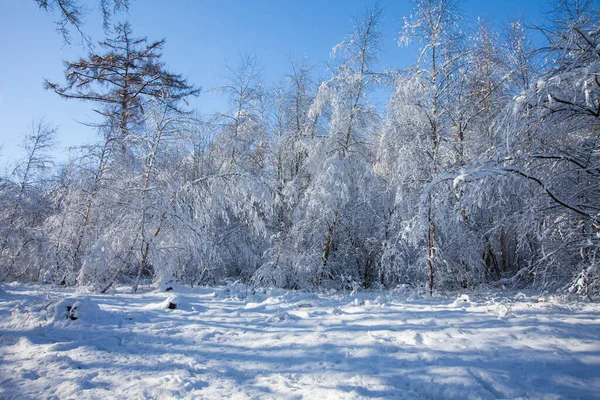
45, 22, 199, 142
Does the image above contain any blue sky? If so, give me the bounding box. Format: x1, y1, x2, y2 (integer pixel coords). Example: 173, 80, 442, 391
0, 0, 548, 165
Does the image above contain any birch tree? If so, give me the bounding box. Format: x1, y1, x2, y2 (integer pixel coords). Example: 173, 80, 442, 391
0, 121, 55, 281
393, 0, 465, 293
296, 5, 383, 289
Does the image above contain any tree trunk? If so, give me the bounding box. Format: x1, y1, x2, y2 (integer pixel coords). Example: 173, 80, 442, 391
427, 200, 436, 296
318, 213, 339, 286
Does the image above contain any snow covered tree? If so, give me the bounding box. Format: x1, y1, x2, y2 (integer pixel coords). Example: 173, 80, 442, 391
8, 0, 599, 297
288, 5, 384, 289
198, 54, 272, 283
214, 54, 267, 173
503, 17, 536, 95
503, 0, 600, 293
42, 23, 200, 291
384, 0, 466, 293
87, 102, 198, 292
437, 0, 600, 293
253, 58, 318, 288
0, 121, 56, 281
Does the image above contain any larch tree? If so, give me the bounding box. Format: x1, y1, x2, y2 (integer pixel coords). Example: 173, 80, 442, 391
35, 0, 129, 44
45, 22, 199, 144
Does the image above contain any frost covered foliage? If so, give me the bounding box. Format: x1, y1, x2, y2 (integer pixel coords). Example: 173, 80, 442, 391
0, 122, 55, 282
500, 1, 600, 294
2, 0, 600, 296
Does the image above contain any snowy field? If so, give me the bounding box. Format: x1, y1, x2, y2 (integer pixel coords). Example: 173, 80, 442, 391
1, 283, 599, 399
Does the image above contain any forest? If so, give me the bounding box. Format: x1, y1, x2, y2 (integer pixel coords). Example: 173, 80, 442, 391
1, 0, 599, 297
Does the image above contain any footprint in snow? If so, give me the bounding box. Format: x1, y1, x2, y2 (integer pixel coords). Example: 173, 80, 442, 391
414, 332, 424, 344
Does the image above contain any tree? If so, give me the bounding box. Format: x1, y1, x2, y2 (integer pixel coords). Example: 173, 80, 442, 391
294, 5, 383, 289
252, 58, 317, 288
43, 22, 199, 291
214, 54, 266, 171
186, 54, 272, 284
503, 17, 536, 94
427, 0, 600, 294
0, 121, 56, 281
45, 22, 199, 143
504, 0, 600, 294
395, 0, 465, 293
34, 0, 129, 44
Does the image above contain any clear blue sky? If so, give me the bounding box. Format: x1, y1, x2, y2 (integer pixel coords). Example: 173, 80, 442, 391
0, 0, 548, 166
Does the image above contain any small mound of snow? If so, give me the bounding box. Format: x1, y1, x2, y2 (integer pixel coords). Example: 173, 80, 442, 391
244, 302, 263, 310
451, 294, 471, 307
155, 278, 192, 293
263, 296, 280, 305
161, 295, 181, 310
288, 310, 310, 319
396, 329, 424, 346
215, 281, 253, 300
348, 298, 365, 307
157, 278, 178, 292
266, 310, 299, 323
143, 295, 183, 311
51, 297, 110, 324
245, 297, 281, 310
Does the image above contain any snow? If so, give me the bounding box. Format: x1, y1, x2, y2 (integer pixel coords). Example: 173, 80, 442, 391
1, 284, 600, 399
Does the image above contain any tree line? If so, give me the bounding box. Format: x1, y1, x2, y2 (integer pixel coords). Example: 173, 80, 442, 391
1, 0, 598, 296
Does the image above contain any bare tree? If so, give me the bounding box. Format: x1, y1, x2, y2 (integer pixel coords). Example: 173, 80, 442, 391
216, 54, 265, 170
34, 0, 129, 44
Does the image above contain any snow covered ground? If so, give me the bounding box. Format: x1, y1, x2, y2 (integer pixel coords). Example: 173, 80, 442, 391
1, 283, 599, 399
